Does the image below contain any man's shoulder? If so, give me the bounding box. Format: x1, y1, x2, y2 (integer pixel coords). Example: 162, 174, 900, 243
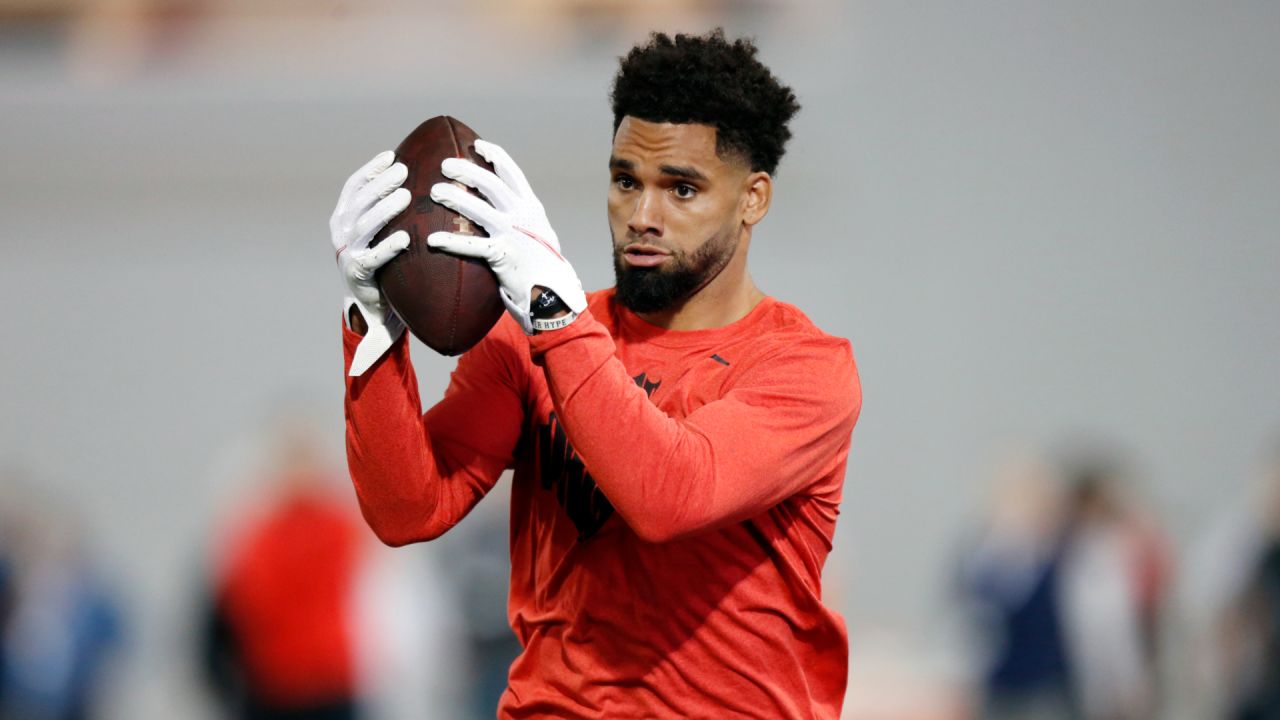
585, 289, 841, 335
754, 297, 834, 334
585, 289, 853, 358
749, 297, 853, 355
739, 298, 859, 391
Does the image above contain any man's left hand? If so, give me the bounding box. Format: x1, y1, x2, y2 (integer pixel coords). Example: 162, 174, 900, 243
427, 139, 587, 334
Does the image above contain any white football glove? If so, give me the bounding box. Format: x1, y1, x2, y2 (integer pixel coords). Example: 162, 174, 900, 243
329, 150, 412, 376
427, 139, 587, 335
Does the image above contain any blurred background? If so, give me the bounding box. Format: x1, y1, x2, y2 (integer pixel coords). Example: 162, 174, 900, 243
1, 0, 1278, 717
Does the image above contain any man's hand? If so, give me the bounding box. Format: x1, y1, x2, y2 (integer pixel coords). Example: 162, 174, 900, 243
330, 151, 411, 375
427, 140, 587, 335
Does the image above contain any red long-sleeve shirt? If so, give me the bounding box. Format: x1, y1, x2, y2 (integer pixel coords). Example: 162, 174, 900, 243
344, 289, 861, 719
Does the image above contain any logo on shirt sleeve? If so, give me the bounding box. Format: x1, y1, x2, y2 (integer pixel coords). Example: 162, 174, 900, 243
536, 372, 662, 541
633, 372, 661, 396
538, 411, 614, 541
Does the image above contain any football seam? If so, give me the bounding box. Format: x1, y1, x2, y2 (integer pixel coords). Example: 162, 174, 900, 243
445, 116, 463, 353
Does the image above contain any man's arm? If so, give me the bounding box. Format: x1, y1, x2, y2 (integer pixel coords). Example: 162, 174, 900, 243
343, 317, 528, 546
328, 151, 527, 545
530, 313, 861, 543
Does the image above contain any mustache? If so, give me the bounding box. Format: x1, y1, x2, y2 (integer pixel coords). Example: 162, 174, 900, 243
615, 235, 675, 254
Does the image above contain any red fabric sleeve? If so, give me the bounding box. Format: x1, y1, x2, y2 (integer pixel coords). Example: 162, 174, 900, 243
342, 320, 527, 545
529, 311, 861, 543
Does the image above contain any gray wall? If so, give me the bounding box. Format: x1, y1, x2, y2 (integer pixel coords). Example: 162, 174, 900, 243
2, 1, 1277, 716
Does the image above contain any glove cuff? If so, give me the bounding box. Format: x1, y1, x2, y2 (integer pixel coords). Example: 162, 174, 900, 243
346, 297, 405, 376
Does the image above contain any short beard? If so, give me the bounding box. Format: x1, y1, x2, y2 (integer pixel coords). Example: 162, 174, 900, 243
613, 228, 737, 314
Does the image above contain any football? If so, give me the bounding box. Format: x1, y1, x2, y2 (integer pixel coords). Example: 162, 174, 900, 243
372, 116, 505, 356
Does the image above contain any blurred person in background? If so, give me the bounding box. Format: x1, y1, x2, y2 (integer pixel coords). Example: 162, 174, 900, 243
331, 29, 860, 719
0, 489, 14, 713
199, 420, 369, 720
432, 486, 522, 719
1219, 443, 1280, 720
0, 476, 123, 720
957, 451, 1076, 720
1057, 456, 1169, 720
0, 503, 12, 712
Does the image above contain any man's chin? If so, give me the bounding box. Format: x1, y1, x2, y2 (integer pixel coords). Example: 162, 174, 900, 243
614, 263, 696, 314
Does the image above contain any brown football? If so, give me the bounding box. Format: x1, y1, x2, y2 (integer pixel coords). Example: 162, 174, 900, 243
372, 116, 505, 356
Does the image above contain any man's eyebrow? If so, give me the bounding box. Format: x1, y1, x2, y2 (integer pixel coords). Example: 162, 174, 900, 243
607, 157, 709, 183
659, 164, 709, 182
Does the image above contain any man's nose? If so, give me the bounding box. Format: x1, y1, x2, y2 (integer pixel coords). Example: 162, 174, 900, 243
627, 189, 663, 237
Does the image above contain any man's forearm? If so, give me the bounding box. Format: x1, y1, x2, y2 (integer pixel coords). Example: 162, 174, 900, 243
529, 312, 859, 543
342, 320, 525, 546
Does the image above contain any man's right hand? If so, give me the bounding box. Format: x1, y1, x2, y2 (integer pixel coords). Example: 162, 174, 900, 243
330, 150, 411, 376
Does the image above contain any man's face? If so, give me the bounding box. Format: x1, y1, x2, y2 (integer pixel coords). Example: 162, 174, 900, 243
608, 117, 753, 313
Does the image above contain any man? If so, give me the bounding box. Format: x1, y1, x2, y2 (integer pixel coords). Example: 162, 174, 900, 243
330, 30, 861, 718
201, 428, 367, 720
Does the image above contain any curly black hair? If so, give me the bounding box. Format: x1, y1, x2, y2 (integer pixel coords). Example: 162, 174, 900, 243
610, 29, 801, 175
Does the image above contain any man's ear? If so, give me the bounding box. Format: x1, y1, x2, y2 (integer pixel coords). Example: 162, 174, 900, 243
742, 171, 772, 226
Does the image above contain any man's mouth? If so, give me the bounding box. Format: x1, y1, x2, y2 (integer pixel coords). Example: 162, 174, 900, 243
622, 243, 672, 268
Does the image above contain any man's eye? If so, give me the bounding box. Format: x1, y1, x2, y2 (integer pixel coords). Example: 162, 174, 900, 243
674, 184, 697, 199
614, 176, 635, 190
